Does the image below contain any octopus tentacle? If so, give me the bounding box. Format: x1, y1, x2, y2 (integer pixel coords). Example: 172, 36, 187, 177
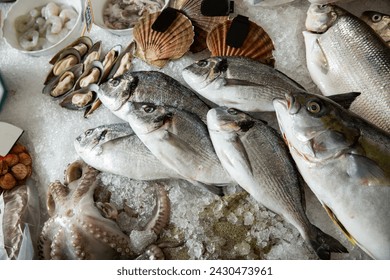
47, 181, 69, 215
143, 183, 170, 235
136, 244, 165, 260
72, 165, 100, 202
50, 228, 67, 259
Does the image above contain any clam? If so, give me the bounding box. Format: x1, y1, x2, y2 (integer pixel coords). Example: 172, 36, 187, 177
59, 84, 98, 110
42, 63, 84, 98
108, 42, 135, 79
84, 98, 102, 118
101, 45, 122, 82
49, 36, 93, 65
83, 41, 102, 70
206, 17, 275, 66
133, 10, 194, 67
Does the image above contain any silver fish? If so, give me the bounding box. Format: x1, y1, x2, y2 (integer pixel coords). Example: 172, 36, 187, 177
98, 71, 210, 123
125, 103, 233, 193
360, 11, 390, 46
182, 56, 305, 113
304, 4, 390, 133
207, 107, 347, 259
273, 91, 390, 259
74, 123, 178, 180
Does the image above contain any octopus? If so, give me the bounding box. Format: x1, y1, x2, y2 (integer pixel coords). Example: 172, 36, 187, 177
38, 160, 170, 260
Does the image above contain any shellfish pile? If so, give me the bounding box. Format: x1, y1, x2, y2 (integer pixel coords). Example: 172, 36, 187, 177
14, 2, 78, 51
42, 36, 135, 117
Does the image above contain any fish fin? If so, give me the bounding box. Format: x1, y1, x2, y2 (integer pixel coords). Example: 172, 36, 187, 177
313, 39, 329, 74
327, 92, 361, 109
308, 224, 348, 259
189, 180, 225, 196
346, 153, 388, 186
322, 203, 357, 246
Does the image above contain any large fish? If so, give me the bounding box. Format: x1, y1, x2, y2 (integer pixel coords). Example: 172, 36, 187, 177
98, 71, 210, 123
304, 4, 390, 133
207, 107, 347, 259
360, 11, 390, 46
273, 91, 390, 259
74, 123, 178, 180
182, 56, 305, 113
125, 103, 233, 194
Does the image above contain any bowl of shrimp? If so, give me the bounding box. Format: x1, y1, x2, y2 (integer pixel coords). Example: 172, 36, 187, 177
2, 0, 83, 56
91, 0, 168, 36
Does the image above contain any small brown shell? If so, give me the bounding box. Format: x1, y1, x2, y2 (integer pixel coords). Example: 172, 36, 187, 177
206, 19, 275, 66
49, 36, 93, 65
133, 11, 194, 68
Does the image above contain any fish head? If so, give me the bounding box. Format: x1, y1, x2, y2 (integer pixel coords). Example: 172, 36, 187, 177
361, 11, 390, 33
306, 4, 344, 33
207, 107, 255, 134
127, 102, 174, 135
98, 71, 138, 112
74, 126, 108, 157
273, 91, 361, 162
182, 57, 228, 92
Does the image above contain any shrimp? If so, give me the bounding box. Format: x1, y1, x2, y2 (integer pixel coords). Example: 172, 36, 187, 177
15, 14, 35, 33
45, 16, 63, 34
19, 29, 39, 51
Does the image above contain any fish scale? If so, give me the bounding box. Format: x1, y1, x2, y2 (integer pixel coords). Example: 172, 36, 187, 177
304, 4, 390, 133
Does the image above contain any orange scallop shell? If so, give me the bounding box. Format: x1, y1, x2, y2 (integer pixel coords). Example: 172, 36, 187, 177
133, 11, 194, 68
206, 19, 275, 66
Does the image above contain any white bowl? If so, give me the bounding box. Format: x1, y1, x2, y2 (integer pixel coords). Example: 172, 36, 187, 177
91, 0, 169, 36
2, 0, 83, 56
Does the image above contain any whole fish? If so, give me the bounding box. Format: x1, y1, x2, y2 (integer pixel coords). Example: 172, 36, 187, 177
182, 56, 305, 113
304, 4, 390, 133
273, 91, 390, 259
125, 103, 233, 193
207, 107, 347, 259
74, 123, 178, 180
98, 71, 210, 123
360, 11, 390, 46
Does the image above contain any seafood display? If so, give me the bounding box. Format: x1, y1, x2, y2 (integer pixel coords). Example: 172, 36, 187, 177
0, 143, 32, 190
39, 160, 170, 259
103, 0, 165, 30
273, 91, 390, 259
1, 0, 389, 261
304, 4, 390, 133
14, 2, 78, 51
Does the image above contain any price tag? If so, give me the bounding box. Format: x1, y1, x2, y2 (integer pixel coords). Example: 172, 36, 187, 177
226, 15, 250, 48
201, 0, 234, 16
83, 0, 94, 34
152, 7, 179, 33
0, 122, 23, 157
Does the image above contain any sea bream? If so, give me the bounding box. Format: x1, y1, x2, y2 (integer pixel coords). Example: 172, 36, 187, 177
207, 107, 347, 259
98, 71, 210, 123
182, 56, 305, 113
273, 91, 390, 259
304, 4, 390, 133
125, 103, 233, 194
74, 123, 178, 180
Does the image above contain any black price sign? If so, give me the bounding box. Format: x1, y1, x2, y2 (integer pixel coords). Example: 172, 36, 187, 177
84, 0, 94, 34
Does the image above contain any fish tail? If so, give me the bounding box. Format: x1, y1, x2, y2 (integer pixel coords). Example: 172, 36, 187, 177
308, 225, 348, 260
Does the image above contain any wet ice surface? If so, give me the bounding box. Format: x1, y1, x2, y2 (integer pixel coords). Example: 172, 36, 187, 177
0, 0, 388, 260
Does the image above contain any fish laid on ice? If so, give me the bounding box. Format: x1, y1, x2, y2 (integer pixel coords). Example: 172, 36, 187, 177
98, 71, 210, 123
125, 103, 233, 194
207, 107, 347, 259
182, 56, 305, 113
273, 91, 390, 259
360, 11, 390, 46
74, 123, 178, 181
304, 4, 390, 133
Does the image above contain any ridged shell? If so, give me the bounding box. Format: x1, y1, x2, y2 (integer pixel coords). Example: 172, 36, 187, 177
169, 0, 228, 32
207, 19, 275, 66
133, 11, 194, 68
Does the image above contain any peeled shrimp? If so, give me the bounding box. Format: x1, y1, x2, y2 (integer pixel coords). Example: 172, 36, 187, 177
19, 29, 39, 50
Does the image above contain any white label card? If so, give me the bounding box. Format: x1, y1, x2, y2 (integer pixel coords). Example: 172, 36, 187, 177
0, 122, 23, 156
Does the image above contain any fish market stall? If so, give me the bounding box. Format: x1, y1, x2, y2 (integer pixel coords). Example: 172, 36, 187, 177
0, 0, 389, 260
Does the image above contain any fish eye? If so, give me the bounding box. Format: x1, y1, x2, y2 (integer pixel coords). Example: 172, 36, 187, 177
318, 4, 328, 9
372, 14, 382, 22
197, 60, 209, 67
306, 100, 322, 114
142, 105, 155, 113
110, 79, 120, 87
85, 129, 93, 136
227, 108, 238, 115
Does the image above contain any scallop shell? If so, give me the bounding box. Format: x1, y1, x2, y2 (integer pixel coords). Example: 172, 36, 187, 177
133, 11, 194, 68
206, 19, 275, 66
169, 0, 228, 32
